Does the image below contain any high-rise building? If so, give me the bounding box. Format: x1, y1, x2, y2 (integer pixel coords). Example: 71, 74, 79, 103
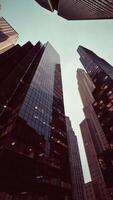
0, 17, 18, 54
0, 41, 43, 139
80, 118, 109, 200
0, 41, 72, 200
78, 46, 113, 189
77, 46, 113, 199
85, 181, 104, 200
77, 69, 109, 154
66, 116, 85, 200
35, 0, 113, 20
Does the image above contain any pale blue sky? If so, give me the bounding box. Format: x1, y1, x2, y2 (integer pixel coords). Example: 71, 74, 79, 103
1, 0, 113, 182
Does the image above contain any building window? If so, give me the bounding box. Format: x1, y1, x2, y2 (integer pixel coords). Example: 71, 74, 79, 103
110, 143, 113, 149
101, 84, 108, 90
99, 100, 103, 105
29, 148, 32, 152
108, 106, 113, 112
106, 102, 112, 108
11, 141, 16, 146
107, 91, 112, 96
101, 122, 104, 127
109, 94, 113, 99
93, 101, 97, 106
97, 113, 101, 118
110, 126, 113, 132
100, 104, 105, 110
98, 158, 106, 170
104, 76, 108, 81
93, 78, 97, 83
103, 85, 108, 90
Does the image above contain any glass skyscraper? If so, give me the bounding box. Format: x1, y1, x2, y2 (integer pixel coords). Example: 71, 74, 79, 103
0, 41, 72, 200
35, 0, 113, 20
66, 116, 86, 200
19, 42, 59, 140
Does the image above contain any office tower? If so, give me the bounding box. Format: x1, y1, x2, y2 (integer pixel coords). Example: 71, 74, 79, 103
77, 69, 109, 154
0, 41, 43, 140
77, 70, 110, 200
0, 41, 72, 200
77, 46, 113, 199
0, 17, 18, 54
66, 116, 85, 200
78, 46, 113, 190
0, 41, 45, 193
85, 181, 104, 200
80, 119, 109, 200
35, 0, 113, 20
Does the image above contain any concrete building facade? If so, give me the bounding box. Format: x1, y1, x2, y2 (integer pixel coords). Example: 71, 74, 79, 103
0, 17, 18, 54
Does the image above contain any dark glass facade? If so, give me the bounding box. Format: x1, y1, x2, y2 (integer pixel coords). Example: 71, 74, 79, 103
66, 117, 85, 200
0, 42, 72, 199
0, 41, 43, 138
0, 17, 18, 54
85, 181, 104, 200
19, 42, 56, 140
35, 0, 113, 20
35, 0, 59, 11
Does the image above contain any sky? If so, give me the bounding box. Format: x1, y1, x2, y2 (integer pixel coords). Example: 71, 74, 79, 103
1, 0, 113, 183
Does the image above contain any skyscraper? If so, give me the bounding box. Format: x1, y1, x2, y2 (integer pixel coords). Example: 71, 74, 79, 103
80, 118, 109, 200
35, 0, 113, 20
0, 41, 72, 200
77, 69, 109, 154
85, 181, 103, 200
77, 46, 113, 153
77, 46, 113, 199
0, 41, 43, 139
0, 17, 18, 54
66, 116, 85, 200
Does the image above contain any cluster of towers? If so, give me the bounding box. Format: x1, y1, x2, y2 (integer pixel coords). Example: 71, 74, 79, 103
0, 1, 113, 199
